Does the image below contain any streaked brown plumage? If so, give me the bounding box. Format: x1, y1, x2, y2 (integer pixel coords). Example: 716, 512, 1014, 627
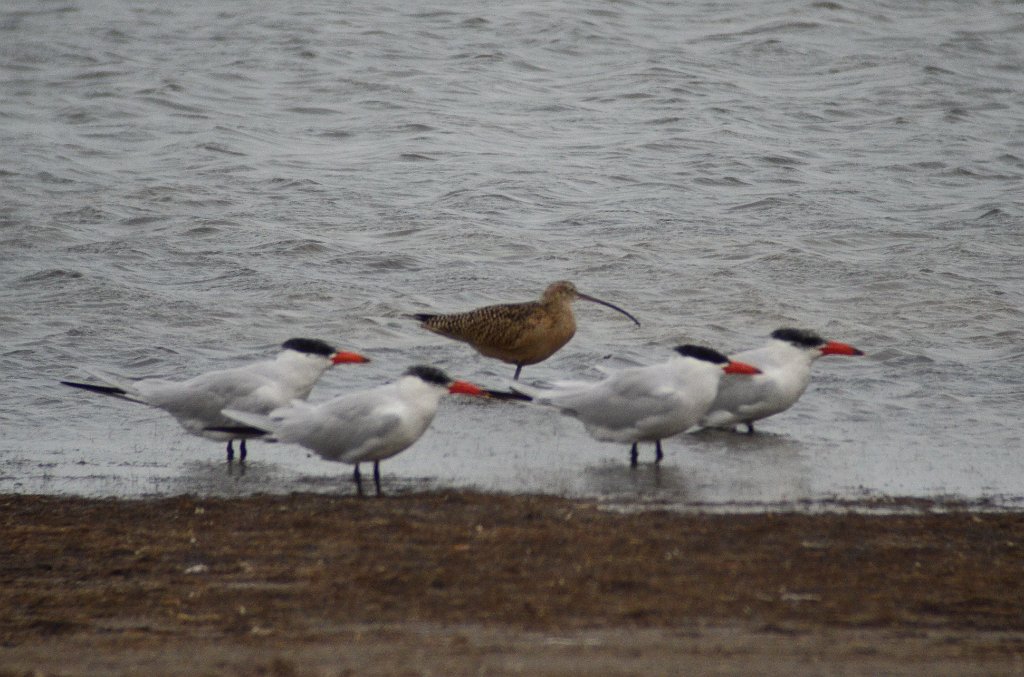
412, 281, 640, 380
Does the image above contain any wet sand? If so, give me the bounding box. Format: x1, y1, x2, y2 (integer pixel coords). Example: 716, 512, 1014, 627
2, 491, 1023, 675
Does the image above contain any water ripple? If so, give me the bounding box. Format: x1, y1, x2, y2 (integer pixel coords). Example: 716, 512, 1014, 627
1, 0, 1023, 503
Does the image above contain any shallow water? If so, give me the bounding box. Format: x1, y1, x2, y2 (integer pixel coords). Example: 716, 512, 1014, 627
2, 0, 1022, 508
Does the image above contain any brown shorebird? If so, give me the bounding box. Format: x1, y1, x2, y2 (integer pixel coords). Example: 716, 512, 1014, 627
410, 280, 640, 380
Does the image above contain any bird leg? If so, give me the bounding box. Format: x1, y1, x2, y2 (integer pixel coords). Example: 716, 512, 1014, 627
655, 440, 664, 463
226, 440, 235, 463
513, 364, 523, 381
629, 443, 639, 467
353, 464, 364, 497
240, 439, 247, 462
745, 422, 755, 434
373, 461, 382, 497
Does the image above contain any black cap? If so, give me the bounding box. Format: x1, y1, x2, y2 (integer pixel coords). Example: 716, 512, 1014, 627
770, 328, 826, 349
404, 365, 452, 386
281, 338, 337, 357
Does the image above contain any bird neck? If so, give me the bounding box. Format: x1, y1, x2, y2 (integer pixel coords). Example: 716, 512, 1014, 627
276, 352, 332, 385
397, 376, 446, 408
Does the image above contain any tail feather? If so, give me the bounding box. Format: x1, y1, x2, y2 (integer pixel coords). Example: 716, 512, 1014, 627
407, 310, 494, 344
61, 380, 130, 397
83, 367, 147, 398
62, 364, 149, 401
483, 388, 532, 401
61, 372, 146, 404
509, 381, 590, 408
508, 382, 543, 402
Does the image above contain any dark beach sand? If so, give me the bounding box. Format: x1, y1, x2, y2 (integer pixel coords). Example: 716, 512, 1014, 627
2, 491, 1023, 675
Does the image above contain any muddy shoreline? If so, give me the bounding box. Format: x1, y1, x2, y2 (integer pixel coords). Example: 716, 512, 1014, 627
2, 491, 1023, 674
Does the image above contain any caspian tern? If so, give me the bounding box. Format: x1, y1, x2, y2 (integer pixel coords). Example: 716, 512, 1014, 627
60, 338, 369, 462
699, 327, 864, 433
220, 365, 486, 496
509, 345, 761, 466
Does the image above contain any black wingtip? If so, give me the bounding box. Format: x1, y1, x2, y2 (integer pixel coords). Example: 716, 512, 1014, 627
204, 425, 269, 436
60, 380, 128, 396
484, 388, 533, 402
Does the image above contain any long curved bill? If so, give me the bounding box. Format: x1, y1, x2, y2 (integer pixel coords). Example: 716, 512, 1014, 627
332, 351, 371, 364
449, 380, 486, 396
724, 360, 761, 375
576, 292, 642, 327
821, 341, 864, 356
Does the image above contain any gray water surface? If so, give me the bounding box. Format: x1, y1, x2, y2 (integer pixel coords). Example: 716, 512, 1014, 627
2, 0, 1022, 509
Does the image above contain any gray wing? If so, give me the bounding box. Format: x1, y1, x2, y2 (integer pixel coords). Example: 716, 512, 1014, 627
543, 365, 688, 436
705, 375, 780, 420
274, 386, 410, 462
139, 364, 290, 431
